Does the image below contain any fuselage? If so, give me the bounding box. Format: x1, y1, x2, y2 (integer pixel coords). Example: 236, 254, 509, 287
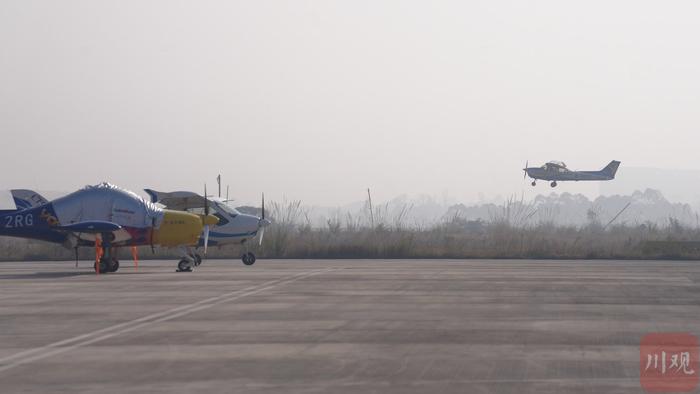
195, 201, 265, 247
524, 168, 613, 182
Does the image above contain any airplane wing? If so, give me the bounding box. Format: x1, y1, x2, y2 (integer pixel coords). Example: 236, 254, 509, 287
144, 189, 206, 211
55, 220, 122, 233
51, 220, 134, 246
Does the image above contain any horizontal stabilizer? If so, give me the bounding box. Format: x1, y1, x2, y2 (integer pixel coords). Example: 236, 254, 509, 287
57, 221, 122, 233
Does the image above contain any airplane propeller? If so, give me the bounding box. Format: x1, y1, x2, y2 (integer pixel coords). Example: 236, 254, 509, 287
203, 184, 211, 256
149, 216, 156, 254
258, 193, 267, 246
523, 160, 529, 179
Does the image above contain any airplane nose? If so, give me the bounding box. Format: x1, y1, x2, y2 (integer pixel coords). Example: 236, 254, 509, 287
259, 218, 272, 227
153, 210, 203, 246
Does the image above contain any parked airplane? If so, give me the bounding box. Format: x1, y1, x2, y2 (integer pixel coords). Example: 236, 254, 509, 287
0, 183, 218, 273
145, 189, 271, 266
523, 160, 621, 187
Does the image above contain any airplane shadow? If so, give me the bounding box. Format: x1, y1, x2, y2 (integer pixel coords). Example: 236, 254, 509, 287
0, 271, 90, 280
0, 271, 163, 280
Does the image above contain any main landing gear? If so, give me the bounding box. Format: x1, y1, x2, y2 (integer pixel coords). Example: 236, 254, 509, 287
93, 236, 121, 274
93, 243, 119, 273
531, 181, 558, 187
94, 257, 120, 273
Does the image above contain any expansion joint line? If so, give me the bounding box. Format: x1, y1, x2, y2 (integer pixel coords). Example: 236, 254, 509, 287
0, 268, 335, 374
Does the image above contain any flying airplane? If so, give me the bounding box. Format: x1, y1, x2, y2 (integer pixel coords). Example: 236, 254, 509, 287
0, 183, 218, 273
144, 189, 271, 266
523, 160, 621, 187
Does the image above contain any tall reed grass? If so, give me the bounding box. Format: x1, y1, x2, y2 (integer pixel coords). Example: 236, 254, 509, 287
1, 197, 699, 261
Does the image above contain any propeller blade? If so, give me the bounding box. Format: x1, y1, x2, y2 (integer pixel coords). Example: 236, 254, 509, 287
150, 217, 156, 254
203, 224, 210, 256
261, 193, 265, 220
523, 160, 529, 179
204, 184, 209, 216
258, 227, 265, 246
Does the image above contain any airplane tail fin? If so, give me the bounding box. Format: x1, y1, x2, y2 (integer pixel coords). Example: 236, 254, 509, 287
11, 189, 49, 211
144, 189, 205, 210
144, 189, 163, 203
600, 160, 621, 179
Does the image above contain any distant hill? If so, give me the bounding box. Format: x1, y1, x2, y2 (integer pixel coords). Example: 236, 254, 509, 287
446, 189, 697, 227
600, 166, 700, 208
300, 189, 697, 228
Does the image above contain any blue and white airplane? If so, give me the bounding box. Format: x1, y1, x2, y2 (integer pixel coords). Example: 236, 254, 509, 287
523, 160, 621, 187
144, 189, 271, 266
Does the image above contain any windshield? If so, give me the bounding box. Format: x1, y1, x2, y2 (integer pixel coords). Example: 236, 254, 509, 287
213, 201, 240, 216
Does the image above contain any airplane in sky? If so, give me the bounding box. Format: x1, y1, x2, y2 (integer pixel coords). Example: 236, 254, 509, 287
0, 183, 218, 273
144, 189, 271, 266
523, 160, 621, 187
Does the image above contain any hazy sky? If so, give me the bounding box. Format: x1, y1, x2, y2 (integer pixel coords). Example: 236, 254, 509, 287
1, 1, 699, 205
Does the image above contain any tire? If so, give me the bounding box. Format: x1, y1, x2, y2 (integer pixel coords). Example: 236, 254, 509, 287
194, 254, 202, 266
178, 260, 192, 272
109, 259, 120, 272
95, 259, 109, 273
243, 253, 256, 266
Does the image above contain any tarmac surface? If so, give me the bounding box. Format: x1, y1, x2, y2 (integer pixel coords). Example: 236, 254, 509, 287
1, 259, 699, 393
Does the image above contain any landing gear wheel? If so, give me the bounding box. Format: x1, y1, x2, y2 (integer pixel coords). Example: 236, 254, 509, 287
550, 181, 557, 188
109, 259, 120, 273
95, 259, 109, 273
242, 253, 256, 266
193, 254, 202, 267
531, 181, 536, 186
177, 259, 193, 272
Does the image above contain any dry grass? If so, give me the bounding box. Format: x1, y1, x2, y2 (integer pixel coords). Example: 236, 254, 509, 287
1, 198, 700, 261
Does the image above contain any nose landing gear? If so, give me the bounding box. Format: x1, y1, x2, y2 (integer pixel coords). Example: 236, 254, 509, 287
177, 259, 193, 272
531, 181, 537, 186
242, 252, 256, 266
550, 181, 558, 188
176, 247, 197, 272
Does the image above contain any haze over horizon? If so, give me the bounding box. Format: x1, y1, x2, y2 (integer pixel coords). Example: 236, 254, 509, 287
2, 1, 699, 205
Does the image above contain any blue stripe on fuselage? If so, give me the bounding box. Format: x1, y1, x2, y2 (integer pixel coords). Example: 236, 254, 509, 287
197, 231, 257, 247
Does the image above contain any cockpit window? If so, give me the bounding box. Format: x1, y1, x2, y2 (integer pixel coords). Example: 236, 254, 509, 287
214, 213, 229, 225
187, 200, 240, 218
213, 201, 240, 217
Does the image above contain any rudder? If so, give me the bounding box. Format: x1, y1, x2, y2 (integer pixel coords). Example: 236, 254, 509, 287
601, 160, 621, 178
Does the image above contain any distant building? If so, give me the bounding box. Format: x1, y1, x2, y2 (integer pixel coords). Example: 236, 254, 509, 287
600, 167, 700, 206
